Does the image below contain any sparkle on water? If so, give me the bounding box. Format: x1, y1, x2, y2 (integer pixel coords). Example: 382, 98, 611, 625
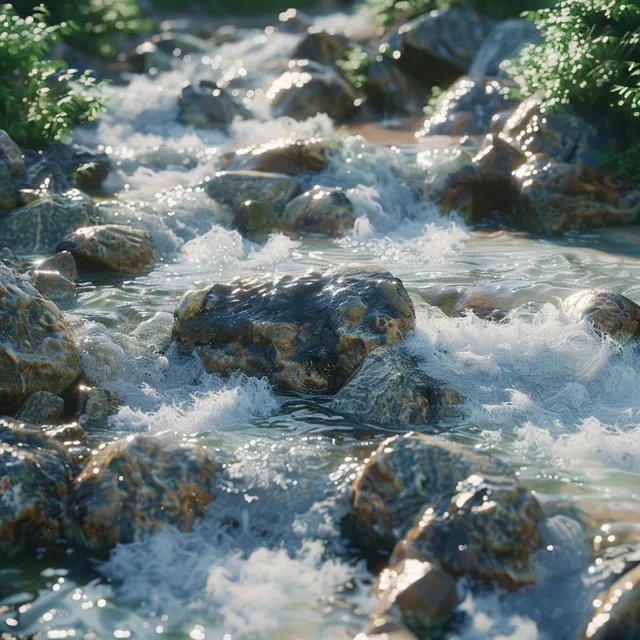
1, 9, 639, 640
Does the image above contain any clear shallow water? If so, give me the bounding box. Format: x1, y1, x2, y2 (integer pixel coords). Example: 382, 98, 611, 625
2, 13, 640, 640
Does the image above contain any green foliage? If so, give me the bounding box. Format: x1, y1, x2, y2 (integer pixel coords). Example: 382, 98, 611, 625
505, 0, 640, 182
0, 4, 106, 148
337, 46, 373, 89
363, 0, 552, 27
150, 0, 314, 14
11, 0, 153, 57
423, 85, 445, 117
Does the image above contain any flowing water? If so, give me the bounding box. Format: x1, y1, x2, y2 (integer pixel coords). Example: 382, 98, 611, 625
1, 10, 640, 640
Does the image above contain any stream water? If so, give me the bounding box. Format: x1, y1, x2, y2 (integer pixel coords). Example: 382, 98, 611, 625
1, 9, 639, 640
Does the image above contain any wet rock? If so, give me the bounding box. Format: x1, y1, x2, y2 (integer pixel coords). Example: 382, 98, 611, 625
43, 421, 86, 443
0, 247, 23, 271
417, 77, 517, 137
500, 95, 610, 170
392, 474, 542, 589
32, 270, 76, 301
0, 263, 81, 407
67, 435, 217, 549
205, 170, 299, 215
360, 55, 426, 117
277, 8, 312, 34
268, 60, 359, 122
350, 433, 509, 552
178, 80, 240, 129
0, 130, 23, 216
291, 29, 349, 66
172, 265, 416, 394
220, 138, 331, 175
368, 559, 458, 635
36, 251, 77, 281
77, 386, 122, 429
513, 155, 640, 234
281, 186, 355, 236
386, 6, 495, 87
331, 345, 462, 426
0, 189, 96, 255
16, 391, 65, 425
425, 134, 524, 224
57, 224, 156, 275
234, 200, 281, 240
20, 150, 70, 194
563, 290, 640, 344
469, 19, 540, 77
0, 418, 72, 556
44, 144, 112, 195
582, 562, 640, 639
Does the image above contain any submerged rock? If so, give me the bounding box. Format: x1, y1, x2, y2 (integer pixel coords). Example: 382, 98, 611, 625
417, 77, 517, 137
36, 251, 77, 281
205, 170, 299, 215
331, 345, 461, 426
350, 433, 510, 552
178, 80, 240, 129
582, 557, 640, 639
234, 200, 281, 240
268, 60, 358, 122
291, 29, 348, 66
281, 186, 355, 236
0, 264, 81, 407
57, 224, 156, 275
68, 435, 218, 549
0, 189, 96, 255
513, 155, 640, 233
563, 290, 640, 344
172, 265, 416, 394
386, 6, 494, 87
0, 419, 73, 556
220, 138, 331, 176
16, 391, 65, 425
352, 434, 542, 636
32, 269, 76, 301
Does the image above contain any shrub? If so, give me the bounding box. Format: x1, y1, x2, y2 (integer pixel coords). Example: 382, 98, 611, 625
363, 0, 553, 27
505, 0, 640, 181
0, 4, 106, 148
11, 0, 152, 57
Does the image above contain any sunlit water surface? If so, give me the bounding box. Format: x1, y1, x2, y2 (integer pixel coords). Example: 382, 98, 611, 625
1, 13, 639, 640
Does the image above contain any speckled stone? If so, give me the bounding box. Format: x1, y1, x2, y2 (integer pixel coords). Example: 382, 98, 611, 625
0, 418, 73, 556
513, 155, 640, 234
220, 138, 331, 176
32, 270, 76, 301
417, 77, 517, 137
172, 265, 416, 394
67, 435, 218, 549
563, 290, 640, 344
0, 189, 96, 255
0, 263, 81, 405
281, 186, 355, 236
268, 60, 358, 122
16, 391, 65, 425
57, 224, 156, 275
350, 433, 510, 552
392, 474, 542, 589
205, 170, 299, 215
331, 345, 462, 426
